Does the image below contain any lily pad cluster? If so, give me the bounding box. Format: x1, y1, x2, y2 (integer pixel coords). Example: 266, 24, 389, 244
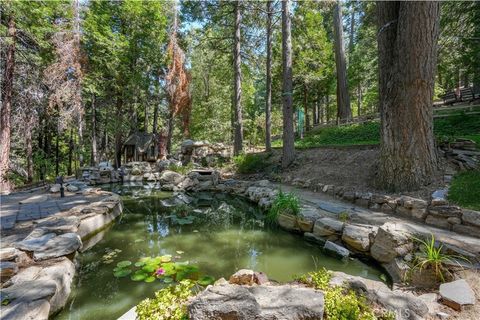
112, 254, 215, 286
102, 248, 122, 264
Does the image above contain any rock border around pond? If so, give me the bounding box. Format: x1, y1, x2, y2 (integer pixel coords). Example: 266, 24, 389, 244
0, 189, 123, 320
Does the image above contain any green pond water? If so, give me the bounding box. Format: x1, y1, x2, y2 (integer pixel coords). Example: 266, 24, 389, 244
56, 183, 384, 320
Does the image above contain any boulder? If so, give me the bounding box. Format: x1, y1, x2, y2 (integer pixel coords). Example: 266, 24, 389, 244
439, 279, 476, 311
229, 269, 255, 285
313, 217, 344, 237
303, 232, 327, 246
277, 214, 300, 232
34, 216, 81, 234
33, 233, 82, 260
16, 233, 57, 252
49, 184, 61, 193
341, 224, 377, 252
324, 241, 349, 259
0, 261, 18, 279
0, 298, 50, 320
370, 223, 413, 263
425, 215, 450, 229
428, 205, 462, 218
462, 209, 480, 227
397, 196, 428, 209
0, 279, 57, 303
188, 283, 324, 320
66, 184, 79, 192
159, 170, 184, 185
0, 248, 17, 261
383, 258, 410, 283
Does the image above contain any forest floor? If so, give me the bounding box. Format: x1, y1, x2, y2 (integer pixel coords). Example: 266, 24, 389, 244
233, 146, 449, 200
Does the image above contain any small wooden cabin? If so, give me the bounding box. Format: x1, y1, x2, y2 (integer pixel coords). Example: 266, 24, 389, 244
123, 132, 160, 163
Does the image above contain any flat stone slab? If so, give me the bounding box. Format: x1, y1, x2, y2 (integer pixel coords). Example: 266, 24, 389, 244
15, 233, 56, 252
33, 233, 82, 260
34, 216, 80, 234
0, 247, 17, 261
0, 298, 50, 320
19, 195, 49, 204
324, 240, 350, 259
439, 279, 476, 310
0, 279, 57, 303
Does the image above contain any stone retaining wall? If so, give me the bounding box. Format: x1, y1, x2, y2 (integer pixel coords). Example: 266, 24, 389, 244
0, 189, 123, 320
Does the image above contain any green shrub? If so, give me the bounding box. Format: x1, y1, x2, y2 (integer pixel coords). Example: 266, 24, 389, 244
168, 163, 194, 175
298, 269, 376, 320
266, 191, 300, 223
448, 170, 480, 210
136, 280, 195, 320
338, 211, 350, 222
233, 153, 270, 174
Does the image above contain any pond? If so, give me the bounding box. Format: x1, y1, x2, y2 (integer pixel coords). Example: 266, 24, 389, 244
56, 183, 384, 320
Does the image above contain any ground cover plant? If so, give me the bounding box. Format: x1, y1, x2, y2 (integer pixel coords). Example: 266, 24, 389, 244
447, 170, 480, 210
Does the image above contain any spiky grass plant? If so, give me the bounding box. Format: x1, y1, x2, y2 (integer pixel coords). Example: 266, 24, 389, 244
266, 191, 300, 224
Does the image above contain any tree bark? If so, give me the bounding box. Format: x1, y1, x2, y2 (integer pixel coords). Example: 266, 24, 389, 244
281, 0, 295, 167
68, 128, 73, 176
303, 84, 309, 132
91, 94, 98, 166
0, 12, 16, 191
25, 121, 33, 183
166, 110, 174, 154
333, 1, 352, 123
357, 84, 362, 117
114, 96, 123, 168
376, 1, 440, 191
233, 0, 243, 156
348, 4, 355, 56
265, 0, 273, 152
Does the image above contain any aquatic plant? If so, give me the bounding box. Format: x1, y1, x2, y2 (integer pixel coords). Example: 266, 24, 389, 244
136, 280, 195, 320
112, 254, 215, 286
266, 191, 300, 223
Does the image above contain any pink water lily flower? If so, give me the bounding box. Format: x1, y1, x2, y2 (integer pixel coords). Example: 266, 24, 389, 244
155, 268, 165, 276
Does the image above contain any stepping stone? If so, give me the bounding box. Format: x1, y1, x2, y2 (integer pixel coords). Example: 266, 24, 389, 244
439, 279, 476, 311
33, 233, 82, 260
19, 195, 49, 204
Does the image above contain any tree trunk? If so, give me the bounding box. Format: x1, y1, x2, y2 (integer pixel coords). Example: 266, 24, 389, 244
55, 116, 60, 177
333, 1, 351, 123
114, 97, 123, 168
233, 0, 243, 156
281, 0, 295, 167
348, 4, 355, 56
303, 84, 309, 132
77, 112, 84, 167
357, 84, 362, 117
265, 0, 273, 152
68, 128, 73, 176
0, 12, 16, 191
376, 1, 440, 191
91, 94, 98, 166
325, 95, 330, 123
166, 110, 174, 154
25, 122, 33, 183
153, 103, 159, 134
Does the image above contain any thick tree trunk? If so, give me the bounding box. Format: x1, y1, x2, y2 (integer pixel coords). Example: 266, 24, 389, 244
357, 84, 362, 117
265, 0, 273, 152
376, 1, 440, 191
348, 5, 355, 56
114, 97, 123, 168
68, 128, 73, 176
325, 95, 330, 123
153, 103, 159, 134
77, 113, 84, 167
281, 0, 295, 167
333, 1, 351, 123
233, 0, 243, 156
0, 13, 16, 191
166, 110, 174, 154
91, 95, 98, 166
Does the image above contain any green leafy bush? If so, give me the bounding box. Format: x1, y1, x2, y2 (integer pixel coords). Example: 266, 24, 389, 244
136, 280, 195, 320
298, 269, 376, 320
266, 191, 300, 223
448, 170, 480, 210
233, 153, 270, 174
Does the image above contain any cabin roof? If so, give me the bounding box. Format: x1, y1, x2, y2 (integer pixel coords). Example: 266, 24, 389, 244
124, 132, 157, 153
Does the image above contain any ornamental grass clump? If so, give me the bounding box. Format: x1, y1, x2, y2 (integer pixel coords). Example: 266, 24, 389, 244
266, 191, 300, 223
412, 234, 468, 282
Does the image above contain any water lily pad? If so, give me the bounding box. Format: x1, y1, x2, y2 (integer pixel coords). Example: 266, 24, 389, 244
160, 255, 172, 263
142, 264, 157, 273
134, 261, 145, 267
114, 269, 132, 278
117, 260, 132, 268
198, 275, 215, 286
176, 251, 184, 255
144, 276, 156, 283
131, 272, 147, 281
163, 276, 173, 283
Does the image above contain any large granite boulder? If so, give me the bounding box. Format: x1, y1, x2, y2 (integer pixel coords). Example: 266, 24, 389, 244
188, 283, 324, 320
159, 170, 184, 185
33, 233, 82, 261
370, 222, 414, 263
341, 224, 377, 252
313, 217, 344, 237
